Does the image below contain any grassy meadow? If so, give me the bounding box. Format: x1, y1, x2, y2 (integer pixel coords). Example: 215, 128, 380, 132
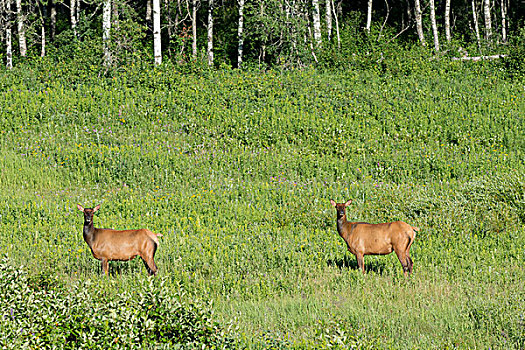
0, 62, 524, 348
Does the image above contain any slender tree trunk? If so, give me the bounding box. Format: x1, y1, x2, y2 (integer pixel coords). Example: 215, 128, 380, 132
0, 0, 4, 45
312, 0, 321, 47
6, 0, 13, 68
146, 0, 152, 21
259, 1, 265, 64
76, 0, 80, 26
325, 0, 332, 41
37, 0, 46, 56
377, 0, 390, 41
41, 25, 45, 56
500, 0, 507, 43
366, 0, 372, 33
237, 0, 244, 68
444, 0, 451, 42
50, 0, 56, 41
483, 0, 491, 42
103, 0, 111, 67
70, 0, 77, 37
414, 0, 425, 45
332, 0, 340, 48
471, 0, 481, 50
15, 0, 26, 56
207, 0, 213, 66
429, 0, 439, 51
153, 0, 162, 64
165, 0, 172, 54
192, 0, 197, 58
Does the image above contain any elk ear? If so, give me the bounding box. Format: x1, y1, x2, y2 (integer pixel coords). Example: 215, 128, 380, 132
344, 200, 352, 207
330, 199, 337, 207
93, 204, 101, 212
77, 204, 85, 212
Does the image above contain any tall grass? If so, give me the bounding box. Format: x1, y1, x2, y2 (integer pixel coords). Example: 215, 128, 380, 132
0, 63, 523, 348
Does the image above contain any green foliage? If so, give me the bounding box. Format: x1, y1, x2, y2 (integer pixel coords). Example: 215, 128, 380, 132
0, 256, 234, 348
504, 27, 525, 79
0, 63, 524, 348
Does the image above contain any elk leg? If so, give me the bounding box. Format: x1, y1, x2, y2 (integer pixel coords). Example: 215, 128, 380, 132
101, 259, 109, 276
407, 256, 414, 274
356, 253, 365, 274
141, 240, 158, 276
395, 250, 410, 276
140, 256, 157, 276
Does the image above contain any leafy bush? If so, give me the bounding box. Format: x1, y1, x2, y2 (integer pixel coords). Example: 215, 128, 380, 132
0, 256, 234, 349
504, 27, 525, 79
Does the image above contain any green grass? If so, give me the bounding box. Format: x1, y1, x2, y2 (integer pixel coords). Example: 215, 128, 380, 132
0, 64, 524, 348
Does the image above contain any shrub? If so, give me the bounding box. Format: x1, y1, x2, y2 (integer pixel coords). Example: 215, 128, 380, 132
0, 256, 234, 349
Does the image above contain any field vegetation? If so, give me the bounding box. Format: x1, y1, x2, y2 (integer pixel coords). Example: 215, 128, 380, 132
0, 57, 524, 348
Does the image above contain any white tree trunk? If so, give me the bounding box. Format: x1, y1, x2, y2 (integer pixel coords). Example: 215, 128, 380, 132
366, 0, 372, 33
192, 0, 197, 58
41, 24, 45, 57
429, 0, 439, 51
444, 0, 451, 42
471, 0, 481, 48
16, 0, 26, 56
76, 0, 80, 25
312, 0, 321, 47
331, 0, 340, 48
414, 0, 425, 45
483, 0, 491, 42
325, 0, 332, 41
153, 0, 162, 64
207, 0, 213, 66
6, 27, 12, 68
70, 0, 77, 37
500, 0, 507, 43
5, 0, 13, 68
237, 0, 244, 68
146, 0, 152, 21
103, 0, 111, 67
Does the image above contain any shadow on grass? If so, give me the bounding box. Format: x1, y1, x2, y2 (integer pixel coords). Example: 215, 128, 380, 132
64, 259, 146, 278
326, 254, 388, 275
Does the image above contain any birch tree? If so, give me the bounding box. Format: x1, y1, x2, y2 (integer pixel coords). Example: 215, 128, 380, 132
70, 0, 77, 37
103, 0, 111, 66
191, 0, 198, 58
237, 0, 244, 68
332, 0, 340, 48
207, 0, 213, 66
500, 0, 507, 43
15, 0, 25, 56
146, 0, 151, 21
483, 0, 491, 42
325, 0, 332, 41
471, 0, 481, 49
414, 0, 425, 45
444, 0, 451, 42
366, 0, 372, 33
153, 0, 161, 64
429, 0, 440, 51
5, 0, 13, 68
312, 0, 321, 47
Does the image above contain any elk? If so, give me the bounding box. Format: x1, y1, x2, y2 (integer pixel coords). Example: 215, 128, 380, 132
330, 199, 419, 275
77, 204, 162, 276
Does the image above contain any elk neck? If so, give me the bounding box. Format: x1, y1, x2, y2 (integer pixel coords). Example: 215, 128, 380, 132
336, 213, 347, 236
83, 220, 96, 245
